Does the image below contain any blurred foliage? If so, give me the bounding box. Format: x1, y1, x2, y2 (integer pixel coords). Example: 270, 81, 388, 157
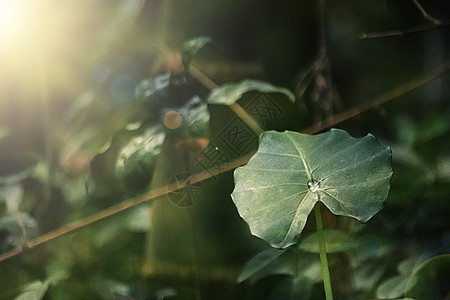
0, 0, 449, 299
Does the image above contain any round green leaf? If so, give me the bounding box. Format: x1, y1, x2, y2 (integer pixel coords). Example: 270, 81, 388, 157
231, 129, 392, 248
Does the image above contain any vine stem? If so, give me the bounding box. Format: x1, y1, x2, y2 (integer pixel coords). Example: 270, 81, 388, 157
314, 203, 334, 300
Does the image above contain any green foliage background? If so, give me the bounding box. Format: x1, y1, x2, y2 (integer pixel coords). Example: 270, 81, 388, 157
0, 0, 449, 299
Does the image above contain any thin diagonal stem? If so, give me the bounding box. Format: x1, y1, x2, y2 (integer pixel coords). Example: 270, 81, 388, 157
0, 153, 253, 263
301, 61, 450, 134
359, 21, 450, 40
411, 0, 441, 25
360, 0, 445, 40
157, 42, 264, 136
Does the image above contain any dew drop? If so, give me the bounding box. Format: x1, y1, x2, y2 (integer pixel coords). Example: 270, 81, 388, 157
307, 179, 320, 192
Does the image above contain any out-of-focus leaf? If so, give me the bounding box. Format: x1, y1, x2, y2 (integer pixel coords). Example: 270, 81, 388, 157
181, 36, 214, 70
376, 256, 423, 299
405, 254, 450, 300
136, 72, 202, 109
124, 205, 151, 232
63, 91, 95, 124
162, 95, 210, 139
89, 68, 210, 203
298, 229, 355, 253
414, 113, 450, 143
135, 73, 171, 114
376, 276, 417, 300
353, 262, 385, 293
182, 95, 210, 138
45, 259, 71, 286
232, 129, 392, 248
155, 287, 178, 299
394, 116, 417, 146
239, 246, 321, 284
437, 156, 450, 181
88, 128, 138, 200
0, 213, 38, 253
88, 122, 164, 204
0, 154, 37, 185
94, 206, 150, 246
238, 246, 321, 300
238, 247, 289, 283
115, 125, 165, 190
394, 112, 450, 145
397, 256, 423, 274
206, 80, 303, 166
15, 280, 49, 300
91, 278, 131, 300
207, 80, 295, 106
0, 184, 23, 215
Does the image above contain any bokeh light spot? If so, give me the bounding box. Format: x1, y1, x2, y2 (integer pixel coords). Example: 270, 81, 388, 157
110, 75, 137, 103
89, 55, 141, 109
91, 64, 111, 83
164, 110, 183, 130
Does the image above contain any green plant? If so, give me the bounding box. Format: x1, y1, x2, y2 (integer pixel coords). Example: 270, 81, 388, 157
232, 129, 393, 299
1, 6, 450, 295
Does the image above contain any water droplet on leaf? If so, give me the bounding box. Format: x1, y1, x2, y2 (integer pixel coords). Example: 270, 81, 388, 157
307, 179, 320, 192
